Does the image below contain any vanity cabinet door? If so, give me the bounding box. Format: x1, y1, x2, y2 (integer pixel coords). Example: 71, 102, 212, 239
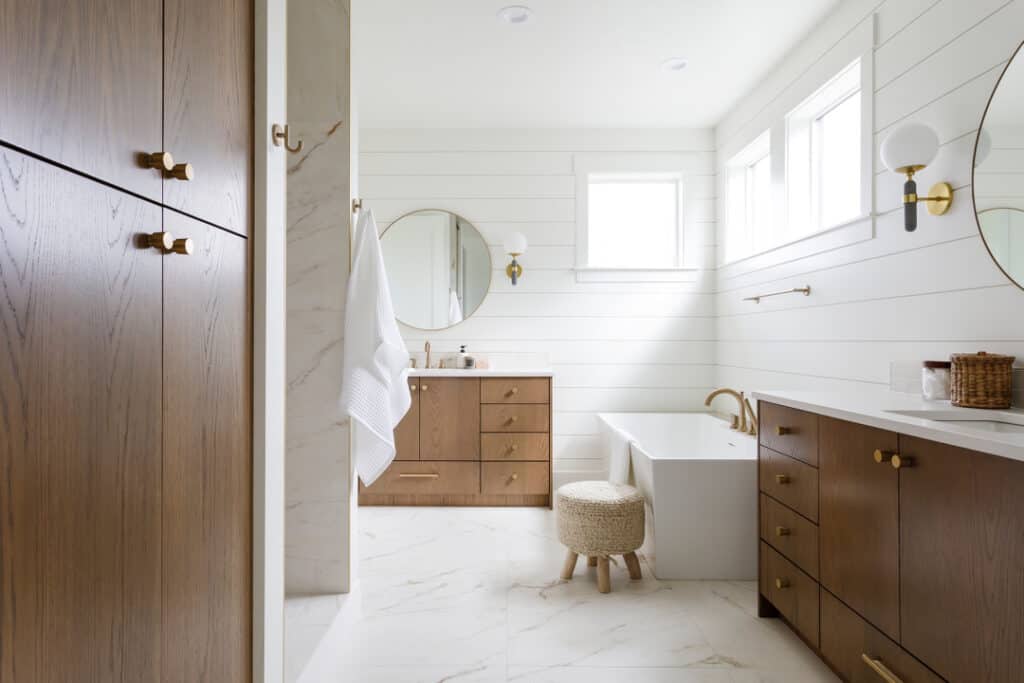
394, 381, 420, 461
419, 378, 480, 461
898, 436, 1024, 682
819, 417, 900, 640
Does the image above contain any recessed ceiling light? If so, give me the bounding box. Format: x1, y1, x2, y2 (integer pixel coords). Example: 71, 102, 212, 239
661, 58, 689, 72
498, 5, 533, 25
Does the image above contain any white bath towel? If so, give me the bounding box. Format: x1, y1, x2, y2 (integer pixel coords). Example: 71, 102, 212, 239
340, 208, 412, 486
603, 421, 634, 485
448, 289, 463, 324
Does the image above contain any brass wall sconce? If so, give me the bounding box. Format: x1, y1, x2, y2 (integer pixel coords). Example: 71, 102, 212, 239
880, 122, 953, 232
503, 232, 528, 285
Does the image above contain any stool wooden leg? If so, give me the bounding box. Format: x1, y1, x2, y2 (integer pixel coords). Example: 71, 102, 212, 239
597, 557, 611, 593
623, 551, 642, 580
561, 550, 579, 580
588, 556, 598, 567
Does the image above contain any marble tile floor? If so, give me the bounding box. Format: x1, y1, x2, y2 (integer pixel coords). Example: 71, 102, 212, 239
286, 506, 837, 683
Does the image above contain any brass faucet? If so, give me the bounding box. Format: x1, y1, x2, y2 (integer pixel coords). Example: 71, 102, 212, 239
705, 388, 749, 434
425, 341, 432, 369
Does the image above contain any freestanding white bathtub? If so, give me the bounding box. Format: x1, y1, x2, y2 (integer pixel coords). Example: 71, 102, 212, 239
597, 413, 757, 580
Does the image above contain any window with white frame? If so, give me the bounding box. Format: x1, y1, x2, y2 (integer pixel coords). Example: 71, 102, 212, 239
724, 131, 771, 263
581, 172, 684, 270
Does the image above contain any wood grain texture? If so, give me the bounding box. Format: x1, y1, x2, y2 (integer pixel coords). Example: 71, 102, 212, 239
759, 494, 818, 580
419, 378, 480, 460
164, 0, 252, 233
162, 213, 251, 683
758, 447, 818, 522
759, 542, 819, 647
358, 462, 480, 497
820, 590, 943, 683
0, 150, 163, 683
481, 462, 550, 496
480, 377, 550, 404
898, 436, 1024, 682
0, 0, 162, 200
394, 381, 420, 460
759, 402, 818, 466
481, 404, 550, 433
818, 417, 900, 641
481, 433, 550, 461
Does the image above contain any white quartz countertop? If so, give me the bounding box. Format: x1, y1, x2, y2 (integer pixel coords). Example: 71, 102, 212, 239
409, 368, 553, 377
752, 388, 1024, 463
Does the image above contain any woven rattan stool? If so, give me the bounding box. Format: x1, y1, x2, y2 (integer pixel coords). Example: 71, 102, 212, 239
556, 481, 645, 593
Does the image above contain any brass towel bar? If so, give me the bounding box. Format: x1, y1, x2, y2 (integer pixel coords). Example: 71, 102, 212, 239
743, 285, 811, 303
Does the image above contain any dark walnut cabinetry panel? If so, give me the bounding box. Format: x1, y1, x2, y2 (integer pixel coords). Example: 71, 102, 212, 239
361, 376, 552, 506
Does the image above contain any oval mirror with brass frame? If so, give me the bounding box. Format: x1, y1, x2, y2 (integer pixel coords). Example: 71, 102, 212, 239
973, 38, 1024, 291
380, 209, 492, 331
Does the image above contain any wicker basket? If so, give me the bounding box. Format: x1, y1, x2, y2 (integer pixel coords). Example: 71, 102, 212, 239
950, 352, 1015, 409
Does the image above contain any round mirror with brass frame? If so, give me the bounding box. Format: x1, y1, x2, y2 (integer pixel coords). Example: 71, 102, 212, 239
380, 209, 492, 331
973, 38, 1024, 291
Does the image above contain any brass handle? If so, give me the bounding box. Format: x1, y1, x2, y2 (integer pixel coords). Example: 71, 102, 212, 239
398, 473, 439, 479
861, 654, 903, 683
143, 151, 174, 172
510, 444, 519, 451
775, 526, 791, 537
169, 162, 194, 181
171, 238, 193, 255
510, 473, 519, 481
775, 578, 790, 589
509, 387, 519, 396
775, 474, 791, 485
874, 449, 897, 464
421, 384, 429, 392
410, 385, 418, 392
776, 426, 792, 435
891, 455, 913, 470
145, 231, 174, 251
507, 416, 519, 425
272, 123, 304, 153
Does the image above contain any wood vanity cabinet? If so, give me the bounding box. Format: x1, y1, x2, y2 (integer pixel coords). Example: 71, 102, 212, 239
758, 400, 1024, 682
360, 376, 553, 507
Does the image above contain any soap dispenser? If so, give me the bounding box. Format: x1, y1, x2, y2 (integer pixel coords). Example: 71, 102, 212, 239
458, 345, 475, 369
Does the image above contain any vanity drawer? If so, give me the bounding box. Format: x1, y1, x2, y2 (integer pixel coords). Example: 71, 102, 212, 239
481, 462, 550, 496
481, 433, 549, 461
481, 377, 550, 404
759, 402, 818, 466
359, 462, 479, 496
760, 494, 818, 580
821, 590, 944, 683
759, 447, 818, 522
760, 542, 819, 648
481, 404, 550, 433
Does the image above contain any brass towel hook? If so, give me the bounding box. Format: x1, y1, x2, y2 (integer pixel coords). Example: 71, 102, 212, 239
271, 124, 303, 153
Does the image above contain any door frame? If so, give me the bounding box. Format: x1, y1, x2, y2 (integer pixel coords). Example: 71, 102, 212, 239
253, 0, 286, 681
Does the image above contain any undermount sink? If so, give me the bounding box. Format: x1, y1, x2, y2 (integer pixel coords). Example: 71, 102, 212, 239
883, 409, 1024, 434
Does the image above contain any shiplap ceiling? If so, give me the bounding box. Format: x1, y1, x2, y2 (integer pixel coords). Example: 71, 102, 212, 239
354, 0, 840, 128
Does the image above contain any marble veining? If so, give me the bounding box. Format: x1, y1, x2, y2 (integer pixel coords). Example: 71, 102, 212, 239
286, 507, 836, 682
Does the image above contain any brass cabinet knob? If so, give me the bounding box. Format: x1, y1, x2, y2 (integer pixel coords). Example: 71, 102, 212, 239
421, 384, 429, 392
171, 238, 194, 255
507, 416, 519, 424
410, 384, 418, 392
145, 231, 174, 251
776, 426, 792, 436
874, 449, 897, 464
775, 578, 790, 589
775, 526, 791, 537
169, 162, 194, 181
510, 473, 519, 481
143, 151, 174, 172
892, 455, 913, 469
775, 473, 791, 485
510, 387, 519, 395
510, 444, 519, 451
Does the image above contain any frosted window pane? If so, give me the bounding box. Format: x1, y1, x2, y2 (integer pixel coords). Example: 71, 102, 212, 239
588, 180, 679, 268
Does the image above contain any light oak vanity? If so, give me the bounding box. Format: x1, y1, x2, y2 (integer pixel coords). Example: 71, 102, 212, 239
359, 372, 554, 507
755, 393, 1024, 683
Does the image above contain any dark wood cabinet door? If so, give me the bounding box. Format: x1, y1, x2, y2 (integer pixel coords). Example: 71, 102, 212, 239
0, 0, 163, 200
0, 149, 163, 683
819, 417, 900, 639
420, 378, 481, 461
394, 381, 420, 460
162, 213, 251, 683
899, 436, 1024, 682
164, 0, 252, 233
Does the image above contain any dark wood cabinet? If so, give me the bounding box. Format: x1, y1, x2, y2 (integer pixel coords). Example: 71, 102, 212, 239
898, 436, 1024, 682
163, 0, 252, 234
420, 378, 481, 461
0, 0, 163, 200
394, 380, 421, 461
819, 417, 901, 640
0, 149, 164, 683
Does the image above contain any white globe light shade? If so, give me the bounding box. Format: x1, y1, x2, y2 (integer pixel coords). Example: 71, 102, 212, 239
974, 128, 992, 167
503, 232, 528, 255
880, 122, 940, 173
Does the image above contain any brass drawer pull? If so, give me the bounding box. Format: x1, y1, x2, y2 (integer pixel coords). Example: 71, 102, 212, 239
509, 443, 519, 452
145, 231, 174, 251
861, 654, 903, 683
891, 455, 913, 470
873, 449, 897, 464
775, 526, 791, 537
169, 162, 194, 181
507, 386, 519, 396
506, 416, 518, 425
421, 384, 429, 392
775, 473, 791, 485
171, 238, 194, 255
143, 151, 174, 172
775, 426, 792, 435
508, 473, 519, 483
398, 473, 439, 479
410, 384, 418, 392
775, 577, 790, 589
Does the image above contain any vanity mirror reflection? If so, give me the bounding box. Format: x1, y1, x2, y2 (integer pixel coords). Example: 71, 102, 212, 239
975, 39, 1024, 289
381, 209, 492, 330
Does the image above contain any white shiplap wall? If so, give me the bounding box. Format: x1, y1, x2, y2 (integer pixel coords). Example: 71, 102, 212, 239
360, 129, 716, 482
714, 0, 1024, 397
